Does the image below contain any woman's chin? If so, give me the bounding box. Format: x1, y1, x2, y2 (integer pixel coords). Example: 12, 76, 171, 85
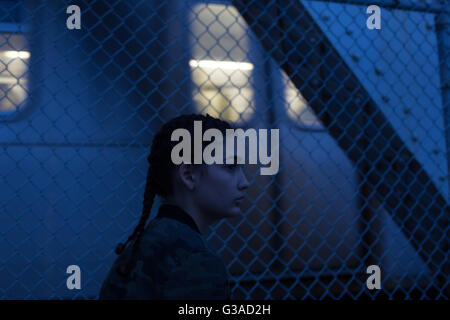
230, 205, 243, 216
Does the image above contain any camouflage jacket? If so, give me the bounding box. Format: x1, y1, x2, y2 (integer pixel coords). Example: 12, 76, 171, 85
98, 204, 231, 300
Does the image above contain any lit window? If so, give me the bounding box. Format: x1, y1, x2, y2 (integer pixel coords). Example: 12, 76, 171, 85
283, 69, 323, 129
189, 4, 254, 123
0, 33, 29, 116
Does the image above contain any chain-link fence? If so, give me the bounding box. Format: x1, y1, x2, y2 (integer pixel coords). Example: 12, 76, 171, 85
0, 0, 448, 299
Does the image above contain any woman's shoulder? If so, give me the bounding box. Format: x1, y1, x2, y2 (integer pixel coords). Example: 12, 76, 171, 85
140, 217, 207, 254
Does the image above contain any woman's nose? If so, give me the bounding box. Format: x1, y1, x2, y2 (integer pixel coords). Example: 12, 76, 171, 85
238, 169, 250, 190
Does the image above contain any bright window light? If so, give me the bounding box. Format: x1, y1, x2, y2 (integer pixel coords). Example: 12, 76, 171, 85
189, 4, 255, 124
0, 33, 30, 115
0, 77, 19, 84
189, 59, 253, 71
2, 50, 30, 59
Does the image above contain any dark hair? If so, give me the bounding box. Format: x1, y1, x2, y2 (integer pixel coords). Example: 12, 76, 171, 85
115, 113, 232, 261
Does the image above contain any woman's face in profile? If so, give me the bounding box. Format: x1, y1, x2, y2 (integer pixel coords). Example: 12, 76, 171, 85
194, 160, 250, 220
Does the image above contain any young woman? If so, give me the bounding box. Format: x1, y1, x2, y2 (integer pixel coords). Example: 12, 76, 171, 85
99, 113, 250, 299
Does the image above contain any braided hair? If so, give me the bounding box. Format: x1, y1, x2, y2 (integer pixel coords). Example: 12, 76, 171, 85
114, 113, 231, 275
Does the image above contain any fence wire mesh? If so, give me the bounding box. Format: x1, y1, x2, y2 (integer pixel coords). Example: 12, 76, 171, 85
0, 0, 448, 299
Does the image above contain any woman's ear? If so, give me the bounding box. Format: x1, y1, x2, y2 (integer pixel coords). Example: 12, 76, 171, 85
177, 163, 198, 191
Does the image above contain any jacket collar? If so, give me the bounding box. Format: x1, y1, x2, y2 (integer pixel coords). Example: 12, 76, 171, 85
156, 204, 201, 234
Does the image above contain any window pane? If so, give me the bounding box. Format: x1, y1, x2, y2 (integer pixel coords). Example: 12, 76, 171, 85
189, 4, 254, 123
0, 33, 29, 115
282, 69, 323, 129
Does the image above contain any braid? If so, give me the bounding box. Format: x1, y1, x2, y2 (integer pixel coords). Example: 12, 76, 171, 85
114, 168, 155, 255
114, 165, 156, 276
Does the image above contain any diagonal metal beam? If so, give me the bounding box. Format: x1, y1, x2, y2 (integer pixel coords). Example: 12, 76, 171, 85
232, 0, 449, 287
